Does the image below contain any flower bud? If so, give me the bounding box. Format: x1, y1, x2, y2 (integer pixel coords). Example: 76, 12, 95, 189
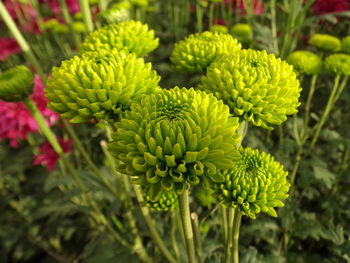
231, 23, 253, 45
287, 50, 322, 75
324, 53, 350, 76
308, 34, 341, 52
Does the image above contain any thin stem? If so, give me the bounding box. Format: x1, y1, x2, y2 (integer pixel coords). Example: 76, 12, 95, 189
270, 0, 279, 55
58, 0, 81, 48
309, 74, 341, 151
133, 185, 177, 263
171, 211, 181, 262
78, 0, 94, 32
302, 74, 318, 139
191, 213, 203, 263
209, 3, 214, 28
178, 189, 196, 263
196, 4, 203, 33
224, 208, 235, 263
0, 2, 45, 82
232, 209, 242, 263
221, 206, 228, 243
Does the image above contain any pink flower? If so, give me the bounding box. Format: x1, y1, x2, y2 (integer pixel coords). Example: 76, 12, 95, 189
313, 0, 350, 15
2, 0, 37, 22
0, 76, 59, 147
33, 137, 72, 171
40, 0, 81, 15
224, 0, 264, 15
0, 37, 21, 61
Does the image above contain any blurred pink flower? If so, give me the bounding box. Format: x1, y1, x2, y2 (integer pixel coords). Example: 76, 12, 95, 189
0, 76, 59, 147
33, 137, 72, 171
0, 37, 21, 61
313, 0, 350, 15
224, 0, 264, 15
40, 0, 81, 15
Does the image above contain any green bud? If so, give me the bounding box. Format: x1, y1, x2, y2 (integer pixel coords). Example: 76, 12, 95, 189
214, 147, 290, 219
0, 65, 34, 102
308, 34, 341, 52
287, 50, 322, 75
80, 20, 159, 57
72, 22, 86, 33
170, 31, 242, 73
324, 53, 350, 76
108, 87, 241, 200
341, 36, 350, 54
231, 23, 253, 45
210, 25, 228, 34
198, 49, 301, 129
99, 7, 130, 24
131, 0, 148, 7
143, 185, 178, 211
46, 50, 160, 123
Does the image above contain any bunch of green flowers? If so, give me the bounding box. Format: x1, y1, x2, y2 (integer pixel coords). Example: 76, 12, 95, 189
308, 34, 341, 52
170, 31, 242, 73
198, 49, 301, 129
287, 50, 322, 75
341, 36, 350, 54
231, 23, 253, 45
0, 65, 34, 102
214, 147, 290, 219
46, 50, 160, 123
324, 53, 350, 76
108, 87, 241, 200
80, 20, 159, 57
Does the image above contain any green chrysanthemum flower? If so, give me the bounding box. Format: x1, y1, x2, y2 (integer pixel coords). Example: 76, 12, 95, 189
143, 187, 178, 211
231, 23, 253, 45
287, 50, 322, 75
308, 34, 341, 52
109, 87, 241, 200
0, 66, 34, 102
99, 7, 130, 24
214, 147, 290, 219
80, 20, 159, 57
324, 53, 350, 76
46, 50, 160, 123
170, 31, 242, 73
198, 49, 301, 129
341, 36, 350, 54
210, 25, 228, 34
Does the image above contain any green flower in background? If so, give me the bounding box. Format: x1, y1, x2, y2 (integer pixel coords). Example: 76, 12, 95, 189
210, 25, 228, 34
46, 50, 160, 123
108, 87, 241, 200
231, 23, 253, 45
143, 187, 178, 211
324, 53, 350, 76
198, 49, 301, 129
287, 50, 322, 75
194, 186, 216, 207
341, 36, 350, 54
99, 7, 130, 24
72, 22, 86, 33
214, 147, 290, 219
308, 34, 341, 52
80, 20, 159, 57
170, 31, 242, 73
0, 65, 34, 102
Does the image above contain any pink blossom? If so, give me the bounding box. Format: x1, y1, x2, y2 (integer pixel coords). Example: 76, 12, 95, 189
224, 0, 264, 15
33, 137, 72, 171
313, 0, 350, 15
0, 76, 59, 147
40, 0, 81, 15
0, 37, 21, 61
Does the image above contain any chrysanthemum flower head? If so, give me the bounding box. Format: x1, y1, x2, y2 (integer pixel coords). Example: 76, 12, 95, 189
214, 147, 290, 219
287, 50, 323, 75
0, 76, 58, 147
308, 34, 341, 52
231, 23, 253, 45
198, 49, 301, 129
108, 87, 241, 200
341, 36, 350, 54
46, 50, 160, 123
170, 31, 242, 73
324, 53, 350, 75
80, 20, 159, 57
0, 65, 34, 102
143, 186, 178, 211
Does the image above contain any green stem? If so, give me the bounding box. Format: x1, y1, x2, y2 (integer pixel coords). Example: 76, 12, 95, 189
270, 0, 279, 55
171, 211, 181, 262
78, 0, 94, 32
58, 0, 81, 48
191, 213, 203, 263
133, 185, 177, 263
196, 4, 203, 33
178, 189, 196, 263
0, 2, 45, 82
309, 74, 341, 151
221, 206, 228, 243
224, 208, 235, 263
99, 0, 108, 12
232, 209, 242, 263
302, 74, 318, 139
209, 3, 214, 28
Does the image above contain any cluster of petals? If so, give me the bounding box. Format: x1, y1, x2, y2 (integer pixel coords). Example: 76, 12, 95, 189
0, 76, 59, 147
33, 137, 72, 171
0, 37, 21, 61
